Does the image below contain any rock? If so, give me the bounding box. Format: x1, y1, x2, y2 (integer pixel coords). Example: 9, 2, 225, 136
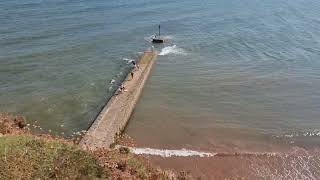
14, 116, 26, 129
119, 147, 130, 154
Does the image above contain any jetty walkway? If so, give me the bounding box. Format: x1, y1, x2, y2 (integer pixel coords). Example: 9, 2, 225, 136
80, 50, 158, 150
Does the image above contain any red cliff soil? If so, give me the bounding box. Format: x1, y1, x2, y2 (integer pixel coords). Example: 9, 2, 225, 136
0, 113, 192, 179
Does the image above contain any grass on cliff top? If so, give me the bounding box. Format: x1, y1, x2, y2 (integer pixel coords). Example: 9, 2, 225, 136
0, 135, 108, 179
0, 113, 192, 180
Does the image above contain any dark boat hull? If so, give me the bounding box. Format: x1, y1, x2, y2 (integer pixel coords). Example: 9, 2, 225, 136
152, 38, 164, 43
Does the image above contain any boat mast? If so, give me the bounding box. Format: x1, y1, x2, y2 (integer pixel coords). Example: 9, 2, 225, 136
152, 24, 164, 43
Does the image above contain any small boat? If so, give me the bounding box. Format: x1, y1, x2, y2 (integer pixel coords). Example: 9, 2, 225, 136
152, 25, 164, 43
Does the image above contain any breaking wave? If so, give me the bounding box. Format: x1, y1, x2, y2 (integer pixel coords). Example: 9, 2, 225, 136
118, 146, 280, 158
249, 147, 320, 179
128, 147, 215, 157
159, 45, 186, 56
275, 130, 320, 138
122, 58, 135, 64
119, 146, 320, 179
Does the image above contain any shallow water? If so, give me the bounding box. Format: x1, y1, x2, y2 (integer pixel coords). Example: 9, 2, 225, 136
125, 0, 320, 151
2, 0, 320, 178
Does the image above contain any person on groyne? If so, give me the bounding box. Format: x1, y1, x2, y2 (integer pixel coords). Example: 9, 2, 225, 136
80, 49, 158, 150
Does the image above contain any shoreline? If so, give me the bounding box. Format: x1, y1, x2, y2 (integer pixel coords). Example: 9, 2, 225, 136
0, 113, 188, 179
80, 50, 158, 150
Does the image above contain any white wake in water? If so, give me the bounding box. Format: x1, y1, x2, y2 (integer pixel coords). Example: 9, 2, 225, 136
122, 58, 135, 64
161, 35, 174, 40
117, 146, 280, 158
125, 147, 215, 157
159, 45, 186, 56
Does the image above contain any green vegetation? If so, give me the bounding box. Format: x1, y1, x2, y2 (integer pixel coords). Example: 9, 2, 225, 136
0, 135, 107, 179
0, 113, 192, 179
127, 157, 150, 178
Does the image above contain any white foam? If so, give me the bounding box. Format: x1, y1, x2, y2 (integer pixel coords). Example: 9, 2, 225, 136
117, 146, 283, 158
144, 35, 154, 42
119, 146, 215, 157
122, 58, 134, 64
162, 35, 174, 40
276, 130, 320, 139
159, 45, 186, 56
144, 35, 174, 42
249, 147, 319, 180
109, 79, 115, 85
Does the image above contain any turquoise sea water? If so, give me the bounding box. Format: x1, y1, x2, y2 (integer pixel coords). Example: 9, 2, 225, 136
2, 0, 320, 177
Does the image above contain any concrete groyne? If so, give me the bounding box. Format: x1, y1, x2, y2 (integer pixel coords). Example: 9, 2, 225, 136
80, 51, 158, 150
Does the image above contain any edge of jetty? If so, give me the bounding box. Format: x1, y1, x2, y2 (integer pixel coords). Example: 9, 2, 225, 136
80, 50, 158, 150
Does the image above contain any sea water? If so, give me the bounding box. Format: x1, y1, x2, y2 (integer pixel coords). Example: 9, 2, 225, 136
2, 0, 320, 178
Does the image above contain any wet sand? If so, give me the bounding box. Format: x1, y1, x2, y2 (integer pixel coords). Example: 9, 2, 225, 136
147, 148, 320, 179
80, 51, 157, 150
